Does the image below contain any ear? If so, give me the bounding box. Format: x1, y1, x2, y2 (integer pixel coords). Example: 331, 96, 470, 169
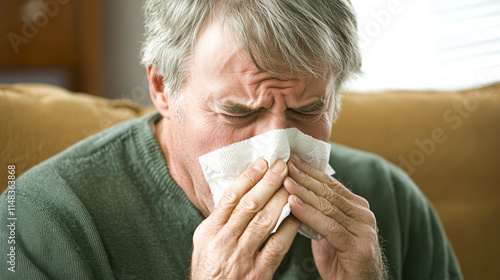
147, 66, 171, 119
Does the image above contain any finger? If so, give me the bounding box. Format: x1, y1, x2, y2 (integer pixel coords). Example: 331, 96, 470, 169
288, 154, 370, 211
223, 160, 288, 238
254, 215, 301, 278
210, 158, 268, 229
288, 195, 352, 253
287, 161, 356, 216
289, 153, 357, 203
284, 171, 375, 228
237, 187, 290, 254
283, 176, 355, 230
290, 154, 372, 210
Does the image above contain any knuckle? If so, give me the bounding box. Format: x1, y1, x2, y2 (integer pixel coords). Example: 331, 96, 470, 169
320, 171, 332, 183
326, 175, 337, 185
239, 195, 261, 212
363, 209, 377, 228
221, 189, 239, 206
252, 211, 275, 229
337, 196, 352, 211
323, 183, 336, 201
326, 218, 341, 235
358, 196, 370, 209
319, 197, 334, 215
266, 236, 287, 256
240, 170, 260, 187
346, 206, 365, 224
367, 225, 379, 238
324, 193, 336, 205
329, 176, 342, 186
193, 226, 205, 245
344, 201, 360, 216
194, 218, 210, 236
298, 171, 312, 186
326, 219, 350, 244
305, 164, 314, 175
330, 178, 348, 193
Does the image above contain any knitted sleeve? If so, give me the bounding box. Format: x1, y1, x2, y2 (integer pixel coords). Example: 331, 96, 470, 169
389, 167, 463, 280
0, 168, 114, 279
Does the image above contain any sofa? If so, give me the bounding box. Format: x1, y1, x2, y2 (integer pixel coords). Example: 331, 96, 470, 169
1, 82, 499, 279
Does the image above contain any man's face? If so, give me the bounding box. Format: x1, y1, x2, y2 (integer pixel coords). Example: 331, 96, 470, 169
162, 18, 336, 213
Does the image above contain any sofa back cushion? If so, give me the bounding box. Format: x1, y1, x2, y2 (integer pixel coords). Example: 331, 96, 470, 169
0, 83, 153, 187
331, 82, 500, 280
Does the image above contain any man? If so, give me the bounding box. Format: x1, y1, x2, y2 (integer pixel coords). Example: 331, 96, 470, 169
0, 0, 461, 279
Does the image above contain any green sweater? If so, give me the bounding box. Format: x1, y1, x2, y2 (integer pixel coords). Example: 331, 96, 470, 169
0, 113, 462, 279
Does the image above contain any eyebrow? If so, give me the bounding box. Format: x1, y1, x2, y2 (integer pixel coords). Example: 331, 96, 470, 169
216, 102, 260, 114
213, 99, 327, 114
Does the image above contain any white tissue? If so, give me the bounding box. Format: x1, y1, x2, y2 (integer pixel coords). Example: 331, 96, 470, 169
199, 128, 335, 241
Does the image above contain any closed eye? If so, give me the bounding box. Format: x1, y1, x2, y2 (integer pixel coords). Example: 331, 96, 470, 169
285, 109, 323, 122
219, 111, 259, 123
221, 109, 323, 123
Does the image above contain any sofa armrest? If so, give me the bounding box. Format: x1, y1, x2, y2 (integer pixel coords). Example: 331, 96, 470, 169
0, 83, 154, 188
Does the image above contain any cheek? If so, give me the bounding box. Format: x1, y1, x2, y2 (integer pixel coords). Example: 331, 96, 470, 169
295, 116, 333, 142
185, 115, 255, 154
318, 116, 334, 141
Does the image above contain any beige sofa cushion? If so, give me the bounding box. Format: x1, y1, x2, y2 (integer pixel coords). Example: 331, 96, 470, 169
0, 83, 153, 187
331, 82, 500, 280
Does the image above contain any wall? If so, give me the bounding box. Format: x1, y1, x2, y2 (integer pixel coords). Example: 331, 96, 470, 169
101, 0, 151, 105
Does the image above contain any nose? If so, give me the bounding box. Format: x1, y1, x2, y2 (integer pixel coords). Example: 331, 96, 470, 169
253, 111, 289, 136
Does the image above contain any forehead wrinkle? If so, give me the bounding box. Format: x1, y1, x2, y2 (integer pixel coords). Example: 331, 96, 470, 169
239, 69, 309, 88
209, 89, 271, 109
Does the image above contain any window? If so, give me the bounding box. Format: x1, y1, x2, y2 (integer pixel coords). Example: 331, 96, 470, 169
348, 0, 500, 91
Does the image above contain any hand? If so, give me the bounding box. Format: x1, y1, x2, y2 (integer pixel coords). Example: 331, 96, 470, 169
284, 153, 386, 280
191, 159, 302, 279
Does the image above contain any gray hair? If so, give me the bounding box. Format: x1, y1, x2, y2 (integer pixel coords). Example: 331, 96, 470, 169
141, 0, 361, 120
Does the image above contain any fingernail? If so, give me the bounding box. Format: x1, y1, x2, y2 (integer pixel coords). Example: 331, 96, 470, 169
253, 159, 267, 171
291, 153, 301, 164
294, 195, 303, 205
289, 162, 299, 173
271, 160, 286, 173
289, 177, 300, 187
